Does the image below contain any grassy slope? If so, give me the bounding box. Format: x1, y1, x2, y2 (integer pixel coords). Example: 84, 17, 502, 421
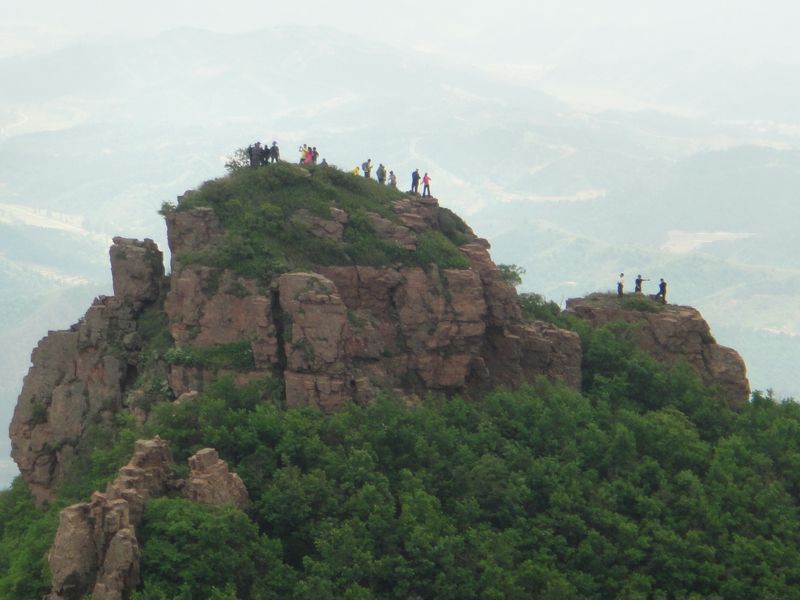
166, 163, 471, 284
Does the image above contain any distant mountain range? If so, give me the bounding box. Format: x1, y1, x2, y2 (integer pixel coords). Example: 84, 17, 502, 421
1, 25, 798, 487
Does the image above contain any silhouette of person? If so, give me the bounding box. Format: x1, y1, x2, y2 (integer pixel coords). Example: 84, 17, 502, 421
635, 274, 649, 294
617, 273, 624, 297
655, 278, 668, 303
247, 142, 263, 168
388, 170, 397, 189
269, 141, 280, 163
411, 169, 420, 194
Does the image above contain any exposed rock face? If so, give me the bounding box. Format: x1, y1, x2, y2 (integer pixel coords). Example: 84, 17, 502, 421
565, 296, 750, 409
184, 448, 250, 510
109, 237, 164, 309
163, 197, 582, 410
11, 192, 583, 501
48, 438, 173, 600
48, 439, 249, 600
10, 238, 165, 504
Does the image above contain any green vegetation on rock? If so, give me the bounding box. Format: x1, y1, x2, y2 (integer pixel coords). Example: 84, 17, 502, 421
165, 341, 255, 372
163, 163, 470, 283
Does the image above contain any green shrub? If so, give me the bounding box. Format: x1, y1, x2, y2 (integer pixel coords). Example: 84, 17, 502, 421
134, 498, 293, 599
164, 341, 255, 371
0, 480, 60, 598
415, 231, 469, 269
620, 295, 664, 313
497, 264, 525, 287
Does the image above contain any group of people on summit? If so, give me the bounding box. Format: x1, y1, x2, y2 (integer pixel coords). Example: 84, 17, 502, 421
247, 141, 280, 166
618, 273, 668, 303
247, 140, 433, 197
247, 139, 669, 306
357, 160, 432, 196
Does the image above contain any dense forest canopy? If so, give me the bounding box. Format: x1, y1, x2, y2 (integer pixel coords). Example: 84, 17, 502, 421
2, 320, 798, 598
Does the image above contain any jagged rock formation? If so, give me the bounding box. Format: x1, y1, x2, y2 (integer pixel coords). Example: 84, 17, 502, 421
565, 295, 750, 409
163, 195, 582, 411
48, 438, 172, 600
14, 173, 751, 506
48, 438, 249, 600
184, 448, 250, 510
10, 188, 582, 502
9, 238, 165, 504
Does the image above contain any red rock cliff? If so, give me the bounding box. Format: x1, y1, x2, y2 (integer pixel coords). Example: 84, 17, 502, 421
10, 192, 582, 503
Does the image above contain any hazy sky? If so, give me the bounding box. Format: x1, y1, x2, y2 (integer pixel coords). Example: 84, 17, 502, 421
5, 0, 800, 65
6, 0, 800, 118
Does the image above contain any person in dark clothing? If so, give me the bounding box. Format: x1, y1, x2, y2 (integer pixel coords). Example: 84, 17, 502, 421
617, 273, 624, 297
270, 141, 280, 163
247, 142, 263, 168
655, 278, 668, 303
320, 158, 328, 167
376, 163, 386, 184
411, 169, 420, 194
312, 147, 319, 164
634, 274, 649, 294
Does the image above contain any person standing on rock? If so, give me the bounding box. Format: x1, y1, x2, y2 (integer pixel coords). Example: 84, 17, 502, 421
376, 163, 386, 184
635, 274, 649, 294
388, 170, 397, 189
247, 142, 263, 168
617, 273, 625, 297
655, 278, 668, 303
362, 159, 373, 178
422, 172, 432, 197
411, 169, 420, 194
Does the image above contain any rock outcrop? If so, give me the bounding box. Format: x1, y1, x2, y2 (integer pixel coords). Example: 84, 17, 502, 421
565, 295, 750, 409
10, 238, 165, 504
48, 438, 173, 600
163, 196, 582, 411
11, 175, 754, 508
184, 448, 250, 510
47, 439, 249, 600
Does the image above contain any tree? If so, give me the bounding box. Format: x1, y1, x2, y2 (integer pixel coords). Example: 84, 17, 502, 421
497, 264, 525, 287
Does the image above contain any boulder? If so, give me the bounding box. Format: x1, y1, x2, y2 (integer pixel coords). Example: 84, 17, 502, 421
184, 448, 251, 510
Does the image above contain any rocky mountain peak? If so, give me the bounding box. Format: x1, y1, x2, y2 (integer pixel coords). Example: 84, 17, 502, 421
9, 164, 749, 505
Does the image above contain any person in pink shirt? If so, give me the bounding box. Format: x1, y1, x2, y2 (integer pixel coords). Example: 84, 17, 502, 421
422, 172, 431, 197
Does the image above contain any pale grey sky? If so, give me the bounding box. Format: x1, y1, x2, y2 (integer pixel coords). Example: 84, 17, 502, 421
5, 0, 800, 64
5, 0, 800, 118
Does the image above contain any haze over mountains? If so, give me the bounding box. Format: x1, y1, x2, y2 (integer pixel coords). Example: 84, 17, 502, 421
1, 25, 798, 487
